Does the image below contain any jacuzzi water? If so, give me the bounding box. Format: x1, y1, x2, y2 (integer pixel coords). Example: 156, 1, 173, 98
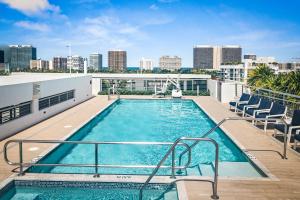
0, 181, 177, 200
29, 99, 265, 177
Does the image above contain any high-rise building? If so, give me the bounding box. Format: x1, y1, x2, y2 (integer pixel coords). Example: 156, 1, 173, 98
4, 45, 37, 69
53, 57, 68, 70
108, 50, 127, 71
67, 55, 84, 71
193, 45, 214, 69
30, 59, 49, 70
139, 58, 153, 70
0, 50, 4, 71
89, 53, 102, 71
244, 54, 257, 60
221, 45, 242, 64
193, 45, 241, 69
159, 56, 181, 71
0, 50, 4, 63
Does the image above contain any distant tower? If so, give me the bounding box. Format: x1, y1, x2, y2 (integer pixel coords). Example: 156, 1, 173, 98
89, 53, 102, 71
108, 50, 127, 71
139, 58, 153, 70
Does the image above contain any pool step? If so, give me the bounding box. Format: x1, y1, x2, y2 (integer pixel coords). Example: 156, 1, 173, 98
164, 190, 178, 200
186, 162, 262, 177
10, 193, 40, 200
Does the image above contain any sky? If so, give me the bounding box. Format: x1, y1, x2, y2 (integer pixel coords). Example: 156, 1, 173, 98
0, 0, 300, 67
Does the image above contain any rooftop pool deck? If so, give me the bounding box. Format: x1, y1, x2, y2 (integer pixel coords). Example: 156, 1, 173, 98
0, 95, 299, 199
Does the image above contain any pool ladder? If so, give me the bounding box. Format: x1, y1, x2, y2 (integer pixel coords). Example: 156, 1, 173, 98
107, 86, 120, 100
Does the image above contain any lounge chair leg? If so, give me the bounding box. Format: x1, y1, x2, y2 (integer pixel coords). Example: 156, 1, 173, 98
294, 140, 297, 150
264, 121, 267, 132
287, 130, 292, 147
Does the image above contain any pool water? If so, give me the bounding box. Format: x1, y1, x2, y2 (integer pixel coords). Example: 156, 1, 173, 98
1, 181, 177, 200
29, 99, 264, 177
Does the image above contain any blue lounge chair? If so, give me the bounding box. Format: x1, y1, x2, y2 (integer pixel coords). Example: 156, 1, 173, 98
274, 110, 300, 146
229, 93, 250, 111
255, 102, 287, 132
245, 98, 273, 119
294, 129, 300, 150
236, 95, 260, 116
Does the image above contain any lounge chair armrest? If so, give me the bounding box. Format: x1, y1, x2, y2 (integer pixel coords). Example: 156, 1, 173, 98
255, 109, 270, 114
245, 104, 260, 110
289, 126, 300, 131
266, 114, 285, 119
237, 101, 249, 105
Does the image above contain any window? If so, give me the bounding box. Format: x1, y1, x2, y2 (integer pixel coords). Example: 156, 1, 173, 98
50, 96, 59, 106
38, 90, 75, 110
0, 101, 32, 125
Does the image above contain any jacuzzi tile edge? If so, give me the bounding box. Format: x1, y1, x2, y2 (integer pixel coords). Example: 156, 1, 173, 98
0, 175, 186, 200
190, 98, 278, 181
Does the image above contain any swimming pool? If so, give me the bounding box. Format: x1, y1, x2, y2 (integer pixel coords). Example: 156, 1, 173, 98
29, 99, 265, 177
0, 180, 177, 200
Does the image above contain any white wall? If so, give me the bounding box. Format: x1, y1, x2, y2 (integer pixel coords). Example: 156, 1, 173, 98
207, 79, 218, 99
207, 79, 247, 103
0, 75, 92, 140
220, 82, 237, 103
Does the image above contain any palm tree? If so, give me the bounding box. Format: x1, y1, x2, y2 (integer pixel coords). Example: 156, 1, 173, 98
248, 65, 274, 88
285, 71, 300, 96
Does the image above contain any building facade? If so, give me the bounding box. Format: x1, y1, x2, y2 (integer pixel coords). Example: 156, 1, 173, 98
221, 46, 242, 64
91, 73, 210, 95
3, 45, 37, 70
193, 45, 242, 70
67, 55, 84, 71
53, 57, 68, 71
159, 56, 181, 71
139, 58, 153, 70
193, 46, 214, 69
219, 64, 245, 82
244, 54, 257, 60
30, 59, 49, 70
89, 53, 102, 71
108, 50, 127, 71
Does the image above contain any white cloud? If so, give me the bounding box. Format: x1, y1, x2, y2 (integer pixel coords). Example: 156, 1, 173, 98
150, 4, 159, 10
14, 21, 50, 32
0, 0, 60, 15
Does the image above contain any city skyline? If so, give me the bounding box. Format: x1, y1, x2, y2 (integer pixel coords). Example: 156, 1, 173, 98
0, 0, 300, 67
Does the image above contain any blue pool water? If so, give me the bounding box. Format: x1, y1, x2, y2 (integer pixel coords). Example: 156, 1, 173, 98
1, 181, 177, 200
29, 99, 264, 177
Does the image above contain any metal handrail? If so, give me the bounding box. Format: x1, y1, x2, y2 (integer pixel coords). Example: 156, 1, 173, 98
178, 117, 289, 170
3, 140, 192, 177
139, 137, 219, 200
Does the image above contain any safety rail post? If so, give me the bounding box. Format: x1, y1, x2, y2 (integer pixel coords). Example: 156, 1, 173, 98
94, 144, 100, 177
211, 140, 219, 199
171, 148, 176, 179
18, 141, 24, 176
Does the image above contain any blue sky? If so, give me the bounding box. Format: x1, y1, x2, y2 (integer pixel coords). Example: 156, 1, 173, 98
0, 0, 300, 67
